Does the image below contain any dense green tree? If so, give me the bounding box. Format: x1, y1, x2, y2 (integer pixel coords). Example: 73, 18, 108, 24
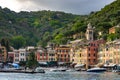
0, 38, 10, 62
26, 51, 38, 69
107, 33, 117, 41
11, 36, 26, 49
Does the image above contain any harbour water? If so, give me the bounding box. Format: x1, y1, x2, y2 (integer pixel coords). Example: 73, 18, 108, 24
0, 72, 120, 80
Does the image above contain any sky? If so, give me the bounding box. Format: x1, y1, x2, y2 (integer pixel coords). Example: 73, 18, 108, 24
0, 0, 115, 15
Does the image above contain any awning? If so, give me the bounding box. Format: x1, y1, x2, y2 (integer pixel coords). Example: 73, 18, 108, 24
12, 63, 19, 68
0, 63, 3, 65
39, 62, 47, 65
75, 64, 85, 68
58, 62, 65, 65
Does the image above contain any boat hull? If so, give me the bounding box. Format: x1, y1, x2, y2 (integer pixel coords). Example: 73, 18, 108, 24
87, 68, 106, 72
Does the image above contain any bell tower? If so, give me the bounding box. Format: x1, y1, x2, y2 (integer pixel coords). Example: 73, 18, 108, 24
86, 23, 94, 41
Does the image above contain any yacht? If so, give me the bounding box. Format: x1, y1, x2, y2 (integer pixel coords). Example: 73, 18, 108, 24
87, 67, 106, 72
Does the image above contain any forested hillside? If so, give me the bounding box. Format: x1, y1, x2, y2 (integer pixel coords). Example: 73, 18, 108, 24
0, 0, 120, 49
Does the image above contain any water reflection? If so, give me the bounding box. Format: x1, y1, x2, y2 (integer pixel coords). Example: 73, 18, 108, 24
0, 72, 120, 80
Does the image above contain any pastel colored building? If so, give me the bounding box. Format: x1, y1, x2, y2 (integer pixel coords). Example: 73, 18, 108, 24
80, 47, 87, 65
36, 48, 48, 63
87, 40, 105, 66
113, 40, 120, 64
46, 43, 56, 62
98, 39, 120, 65
14, 48, 27, 63
14, 50, 19, 63
98, 42, 114, 64
70, 39, 87, 66
19, 49, 27, 62
55, 45, 71, 64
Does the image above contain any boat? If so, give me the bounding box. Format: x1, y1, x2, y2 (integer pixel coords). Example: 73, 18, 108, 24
66, 68, 76, 72
50, 67, 67, 72
35, 67, 45, 73
87, 67, 106, 72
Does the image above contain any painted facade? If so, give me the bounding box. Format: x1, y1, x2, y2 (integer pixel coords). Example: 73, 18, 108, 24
98, 39, 120, 65
56, 45, 71, 63
36, 49, 48, 63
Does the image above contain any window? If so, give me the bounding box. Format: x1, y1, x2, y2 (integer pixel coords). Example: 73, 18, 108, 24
40, 54, 42, 56
64, 54, 66, 57
94, 59, 96, 62
68, 55, 70, 57
51, 58, 54, 61
80, 54, 81, 57
88, 48, 90, 51
88, 53, 90, 57
106, 48, 108, 51
88, 59, 90, 62
89, 31, 92, 34
15, 54, 19, 57
91, 43, 93, 46
21, 53, 24, 56
15, 59, 19, 61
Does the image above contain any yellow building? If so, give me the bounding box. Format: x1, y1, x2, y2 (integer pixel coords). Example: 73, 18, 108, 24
73, 48, 81, 65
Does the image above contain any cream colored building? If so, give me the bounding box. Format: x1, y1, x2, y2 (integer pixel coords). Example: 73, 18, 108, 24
98, 40, 120, 65
46, 43, 56, 62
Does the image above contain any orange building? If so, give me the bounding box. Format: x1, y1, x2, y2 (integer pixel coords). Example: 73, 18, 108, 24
55, 45, 71, 64
109, 27, 116, 34
0, 46, 7, 62
109, 25, 120, 34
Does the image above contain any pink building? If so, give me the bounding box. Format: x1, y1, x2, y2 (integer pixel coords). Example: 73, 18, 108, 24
36, 49, 48, 63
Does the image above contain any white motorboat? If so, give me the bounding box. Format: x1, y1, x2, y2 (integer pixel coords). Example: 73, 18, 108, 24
87, 67, 106, 72
50, 68, 67, 72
